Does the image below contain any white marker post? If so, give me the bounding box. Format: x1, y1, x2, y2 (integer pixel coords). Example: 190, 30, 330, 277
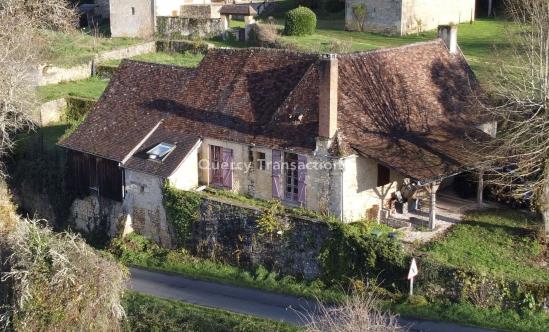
407, 258, 418, 296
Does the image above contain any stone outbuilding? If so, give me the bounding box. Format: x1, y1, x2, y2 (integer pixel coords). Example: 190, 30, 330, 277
59, 27, 494, 245
345, 0, 476, 35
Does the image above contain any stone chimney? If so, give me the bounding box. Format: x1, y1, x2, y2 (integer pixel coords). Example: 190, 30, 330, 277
438, 25, 458, 54
318, 54, 338, 139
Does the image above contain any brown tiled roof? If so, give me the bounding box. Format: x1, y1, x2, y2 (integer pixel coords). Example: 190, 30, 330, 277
219, 5, 257, 16
337, 41, 488, 181
124, 126, 200, 178
59, 43, 489, 180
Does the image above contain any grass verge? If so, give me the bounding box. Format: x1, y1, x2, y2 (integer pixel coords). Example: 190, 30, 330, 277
419, 209, 548, 283
41, 30, 143, 67
110, 233, 344, 303
393, 300, 549, 332
36, 77, 109, 101
101, 51, 204, 68
123, 291, 301, 332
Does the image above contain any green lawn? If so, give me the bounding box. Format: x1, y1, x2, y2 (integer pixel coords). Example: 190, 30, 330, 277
41, 30, 144, 67
265, 18, 508, 81
420, 209, 548, 283
394, 300, 549, 332
102, 51, 204, 68
36, 77, 109, 102
124, 292, 300, 332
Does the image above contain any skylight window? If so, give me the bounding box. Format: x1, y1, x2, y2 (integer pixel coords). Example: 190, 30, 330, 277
147, 142, 175, 160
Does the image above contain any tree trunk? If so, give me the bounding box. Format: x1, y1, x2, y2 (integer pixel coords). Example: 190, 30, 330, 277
488, 0, 493, 17
541, 162, 549, 238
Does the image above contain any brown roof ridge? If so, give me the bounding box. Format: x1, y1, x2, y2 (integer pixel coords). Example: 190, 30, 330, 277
340, 39, 446, 58
204, 47, 322, 59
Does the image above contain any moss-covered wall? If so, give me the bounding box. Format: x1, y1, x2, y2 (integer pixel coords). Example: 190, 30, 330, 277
189, 196, 330, 280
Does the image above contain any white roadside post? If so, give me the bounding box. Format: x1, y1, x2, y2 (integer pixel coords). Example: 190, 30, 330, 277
407, 258, 418, 296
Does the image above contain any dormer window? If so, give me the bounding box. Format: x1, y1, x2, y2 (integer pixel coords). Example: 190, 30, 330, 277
147, 142, 175, 161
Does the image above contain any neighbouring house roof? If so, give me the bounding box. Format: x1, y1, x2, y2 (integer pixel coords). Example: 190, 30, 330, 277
219, 5, 257, 16
59, 42, 489, 181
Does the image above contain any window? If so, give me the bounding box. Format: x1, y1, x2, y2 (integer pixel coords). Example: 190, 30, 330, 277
131, 7, 135, 15
147, 142, 175, 161
377, 164, 391, 187
284, 152, 299, 201
256, 152, 266, 170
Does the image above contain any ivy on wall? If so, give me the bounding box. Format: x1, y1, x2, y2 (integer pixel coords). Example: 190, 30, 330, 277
163, 183, 202, 248
319, 221, 406, 288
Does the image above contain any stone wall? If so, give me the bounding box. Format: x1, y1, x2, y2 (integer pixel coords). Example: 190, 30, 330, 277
30, 63, 92, 86
95, 41, 156, 62
192, 197, 331, 280
345, 0, 476, 35
156, 16, 225, 38
69, 194, 124, 237
110, 0, 155, 38
123, 170, 174, 247
30, 42, 156, 86
33, 98, 66, 126
179, 4, 222, 19
345, 0, 403, 34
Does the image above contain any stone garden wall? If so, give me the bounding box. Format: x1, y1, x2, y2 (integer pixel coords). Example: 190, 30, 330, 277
156, 16, 225, 38
191, 197, 331, 280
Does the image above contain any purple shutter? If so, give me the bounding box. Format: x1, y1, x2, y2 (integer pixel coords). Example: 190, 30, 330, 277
272, 150, 282, 199
298, 155, 307, 204
222, 148, 233, 189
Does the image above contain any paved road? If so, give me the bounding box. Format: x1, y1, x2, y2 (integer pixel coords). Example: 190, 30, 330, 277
129, 267, 498, 332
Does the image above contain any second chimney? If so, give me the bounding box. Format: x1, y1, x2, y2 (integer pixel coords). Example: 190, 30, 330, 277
438, 25, 458, 54
319, 54, 338, 139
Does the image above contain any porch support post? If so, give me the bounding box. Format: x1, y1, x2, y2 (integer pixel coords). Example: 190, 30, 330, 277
477, 168, 485, 206
427, 182, 440, 230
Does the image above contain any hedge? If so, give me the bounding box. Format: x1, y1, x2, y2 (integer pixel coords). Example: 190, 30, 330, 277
284, 6, 317, 36
415, 256, 549, 313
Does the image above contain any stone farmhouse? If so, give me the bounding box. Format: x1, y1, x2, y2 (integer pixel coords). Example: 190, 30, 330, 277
108, 0, 261, 38
59, 26, 493, 246
345, 0, 477, 35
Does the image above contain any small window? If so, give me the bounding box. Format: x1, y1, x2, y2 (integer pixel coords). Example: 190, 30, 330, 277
377, 164, 391, 187
256, 152, 266, 170
147, 142, 175, 160
131, 7, 135, 15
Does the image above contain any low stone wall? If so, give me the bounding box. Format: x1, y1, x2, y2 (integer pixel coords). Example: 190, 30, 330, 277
156, 40, 212, 55
34, 98, 66, 126
191, 197, 330, 280
31, 63, 93, 86
30, 42, 157, 86
179, 5, 222, 19
95, 41, 156, 63
157, 16, 225, 38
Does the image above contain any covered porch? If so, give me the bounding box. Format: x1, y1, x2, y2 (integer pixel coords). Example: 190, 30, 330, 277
382, 172, 497, 243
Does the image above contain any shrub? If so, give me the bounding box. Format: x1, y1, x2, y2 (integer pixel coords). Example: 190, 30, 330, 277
303, 288, 405, 331
284, 6, 317, 36
319, 221, 405, 288
163, 183, 203, 248
248, 23, 280, 47
0, 219, 127, 331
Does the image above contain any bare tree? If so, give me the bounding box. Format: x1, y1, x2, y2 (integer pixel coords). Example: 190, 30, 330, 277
352, 4, 368, 32
480, 0, 549, 236
0, 0, 77, 176
301, 288, 405, 332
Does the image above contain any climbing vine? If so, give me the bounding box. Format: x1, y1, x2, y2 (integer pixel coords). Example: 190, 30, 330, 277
163, 183, 203, 248
257, 200, 287, 237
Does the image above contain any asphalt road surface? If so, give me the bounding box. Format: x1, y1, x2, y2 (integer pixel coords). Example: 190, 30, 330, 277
129, 267, 498, 332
